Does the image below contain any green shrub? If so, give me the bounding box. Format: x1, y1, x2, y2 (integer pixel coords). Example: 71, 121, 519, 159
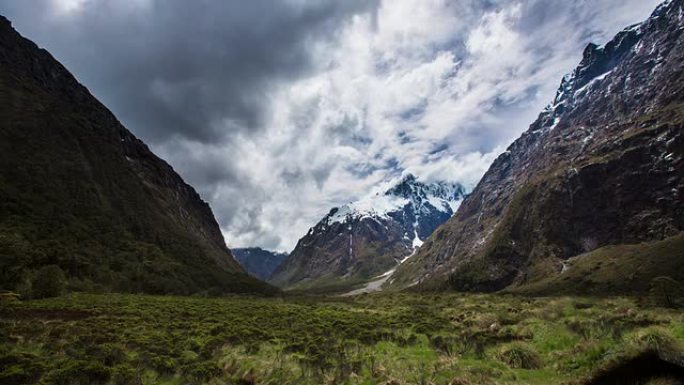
630, 327, 679, 353
429, 335, 459, 356
0, 351, 44, 385
45, 360, 110, 385
32, 265, 67, 299
649, 276, 683, 308
110, 365, 139, 385
494, 342, 543, 369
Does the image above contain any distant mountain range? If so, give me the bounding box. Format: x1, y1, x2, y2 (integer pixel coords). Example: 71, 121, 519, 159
390, 0, 684, 294
233, 248, 288, 280
0, 15, 276, 296
269, 174, 466, 291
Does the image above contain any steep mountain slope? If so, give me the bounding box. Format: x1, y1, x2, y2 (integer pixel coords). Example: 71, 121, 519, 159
390, 0, 684, 293
233, 248, 288, 280
270, 175, 466, 291
0, 16, 276, 295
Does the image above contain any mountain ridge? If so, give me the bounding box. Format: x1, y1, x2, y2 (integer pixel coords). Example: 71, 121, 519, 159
0, 15, 276, 295
389, 0, 684, 293
233, 247, 288, 280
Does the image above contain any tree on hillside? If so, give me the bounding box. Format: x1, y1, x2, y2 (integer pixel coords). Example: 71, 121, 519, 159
32, 265, 67, 299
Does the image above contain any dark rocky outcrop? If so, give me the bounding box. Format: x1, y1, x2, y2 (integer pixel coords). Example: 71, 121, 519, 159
582, 350, 684, 385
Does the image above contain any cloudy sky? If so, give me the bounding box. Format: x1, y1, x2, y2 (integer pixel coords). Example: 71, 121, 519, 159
1, 0, 661, 251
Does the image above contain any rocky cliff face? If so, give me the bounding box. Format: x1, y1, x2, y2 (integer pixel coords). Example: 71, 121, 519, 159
390, 0, 684, 293
233, 248, 288, 280
270, 175, 466, 290
0, 16, 276, 295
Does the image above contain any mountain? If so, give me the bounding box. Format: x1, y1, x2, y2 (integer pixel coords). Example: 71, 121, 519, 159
232, 247, 288, 280
269, 174, 466, 291
390, 0, 684, 294
0, 16, 276, 296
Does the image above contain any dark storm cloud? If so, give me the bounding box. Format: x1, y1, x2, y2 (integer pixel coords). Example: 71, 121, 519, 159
1, 0, 379, 144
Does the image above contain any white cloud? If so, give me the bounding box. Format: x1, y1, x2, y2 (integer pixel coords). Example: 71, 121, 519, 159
50, 0, 151, 16
51, 0, 88, 14
211, 0, 661, 251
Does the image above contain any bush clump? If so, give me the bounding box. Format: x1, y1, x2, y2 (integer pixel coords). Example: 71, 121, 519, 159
494, 342, 543, 369
32, 265, 67, 299
649, 276, 683, 308
630, 327, 679, 354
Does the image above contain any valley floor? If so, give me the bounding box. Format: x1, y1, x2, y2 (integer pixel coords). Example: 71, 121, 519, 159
341, 248, 420, 296
1, 292, 683, 385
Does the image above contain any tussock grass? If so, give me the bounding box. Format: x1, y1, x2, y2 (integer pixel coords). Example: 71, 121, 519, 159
494, 342, 543, 369
0, 292, 682, 384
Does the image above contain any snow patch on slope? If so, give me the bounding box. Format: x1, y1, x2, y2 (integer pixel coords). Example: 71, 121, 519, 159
412, 229, 423, 248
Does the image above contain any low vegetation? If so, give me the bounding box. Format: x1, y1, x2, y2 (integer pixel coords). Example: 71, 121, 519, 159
512, 233, 684, 296
1, 292, 683, 385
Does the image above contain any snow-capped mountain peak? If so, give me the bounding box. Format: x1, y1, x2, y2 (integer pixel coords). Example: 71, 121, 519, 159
271, 174, 468, 289
539, 19, 647, 133
325, 174, 466, 226
385, 174, 466, 214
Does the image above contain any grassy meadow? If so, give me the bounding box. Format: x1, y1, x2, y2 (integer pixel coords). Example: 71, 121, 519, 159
1, 292, 683, 385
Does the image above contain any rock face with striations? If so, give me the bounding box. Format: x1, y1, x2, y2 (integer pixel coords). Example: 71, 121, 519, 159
270, 175, 466, 290
390, 0, 684, 294
0, 16, 276, 295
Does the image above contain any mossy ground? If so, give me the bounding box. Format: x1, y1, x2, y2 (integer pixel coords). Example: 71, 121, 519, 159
1, 293, 682, 385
